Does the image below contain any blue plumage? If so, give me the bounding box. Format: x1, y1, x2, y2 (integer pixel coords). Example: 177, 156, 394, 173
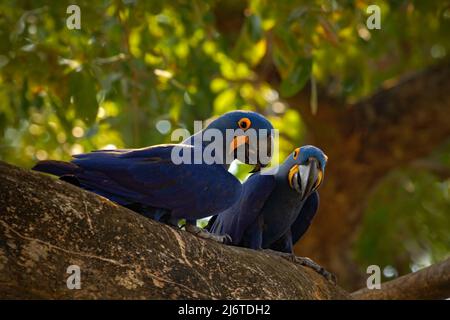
208, 145, 327, 252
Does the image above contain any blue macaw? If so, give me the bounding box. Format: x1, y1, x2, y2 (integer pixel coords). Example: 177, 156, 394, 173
207, 145, 334, 280
33, 110, 274, 242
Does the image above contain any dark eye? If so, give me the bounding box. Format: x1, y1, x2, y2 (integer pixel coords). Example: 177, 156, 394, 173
237, 117, 251, 131
293, 148, 300, 160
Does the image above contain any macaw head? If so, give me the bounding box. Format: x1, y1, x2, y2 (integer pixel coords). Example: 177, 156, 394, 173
284, 145, 327, 200
205, 110, 274, 172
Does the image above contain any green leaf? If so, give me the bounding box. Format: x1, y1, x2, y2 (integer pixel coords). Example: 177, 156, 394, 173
280, 57, 312, 98
273, 47, 289, 76
213, 88, 236, 114
69, 71, 99, 125
248, 14, 263, 42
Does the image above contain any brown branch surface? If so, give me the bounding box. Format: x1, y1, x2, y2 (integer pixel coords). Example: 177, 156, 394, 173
351, 258, 450, 300
0, 161, 349, 300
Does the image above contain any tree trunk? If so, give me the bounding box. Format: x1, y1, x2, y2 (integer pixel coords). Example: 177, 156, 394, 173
0, 161, 349, 299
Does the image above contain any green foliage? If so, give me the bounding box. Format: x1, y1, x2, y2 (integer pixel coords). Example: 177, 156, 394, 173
1, 0, 448, 166
279, 57, 312, 98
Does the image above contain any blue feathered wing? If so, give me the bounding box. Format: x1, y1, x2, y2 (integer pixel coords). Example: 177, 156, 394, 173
33, 144, 242, 220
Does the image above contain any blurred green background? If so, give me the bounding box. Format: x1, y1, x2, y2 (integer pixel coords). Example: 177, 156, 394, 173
0, 0, 449, 289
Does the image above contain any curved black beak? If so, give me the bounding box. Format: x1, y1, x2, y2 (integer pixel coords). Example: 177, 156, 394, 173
229, 132, 273, 173
289, 158, 323, 200
249, 134, 273, 173
249, 162, 264, 173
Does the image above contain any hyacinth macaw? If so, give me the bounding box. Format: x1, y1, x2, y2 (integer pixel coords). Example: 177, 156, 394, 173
33, 110, 274, 242
207, 145, 334, 280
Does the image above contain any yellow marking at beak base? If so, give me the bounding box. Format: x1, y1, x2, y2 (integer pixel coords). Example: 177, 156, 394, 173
229, 136, 249, 153
288, 165, 299, 188
293, 147, 300, 160
316, 170, 323, 188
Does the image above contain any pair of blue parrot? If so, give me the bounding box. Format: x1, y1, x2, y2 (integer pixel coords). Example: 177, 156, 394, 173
33, 110, 333, 281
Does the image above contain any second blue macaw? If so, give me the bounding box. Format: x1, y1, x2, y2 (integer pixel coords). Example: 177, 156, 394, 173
207, 145, 334, 281
32, 111, 274, 242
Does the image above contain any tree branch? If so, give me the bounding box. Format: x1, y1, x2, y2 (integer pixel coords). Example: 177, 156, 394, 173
351, 258, 450, 300
409, 158, 450, 180
0, 161, 349, 299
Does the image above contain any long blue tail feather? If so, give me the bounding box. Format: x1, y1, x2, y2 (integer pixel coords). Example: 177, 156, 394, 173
32, 160, 80, 177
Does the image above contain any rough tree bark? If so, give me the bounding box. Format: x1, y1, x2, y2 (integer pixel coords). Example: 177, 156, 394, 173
0, 161, 349, 299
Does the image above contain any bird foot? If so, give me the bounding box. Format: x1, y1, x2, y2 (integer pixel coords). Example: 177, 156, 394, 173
184, 224, 232, 244
262, 249, 336, 284
294, 256, 337, 284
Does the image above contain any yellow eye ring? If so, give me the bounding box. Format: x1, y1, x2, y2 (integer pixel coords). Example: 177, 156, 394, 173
237, 117, 251, 131
293, 147, 300, 160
